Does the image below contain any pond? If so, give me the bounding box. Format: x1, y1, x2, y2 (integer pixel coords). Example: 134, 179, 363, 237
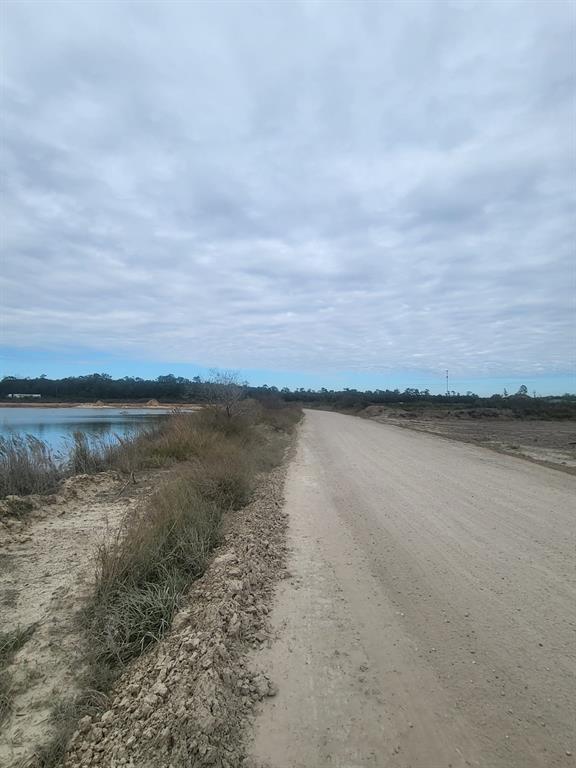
0, 407, 172, 455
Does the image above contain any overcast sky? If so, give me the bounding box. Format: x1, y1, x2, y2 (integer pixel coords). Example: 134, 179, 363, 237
1, 0, 574, 392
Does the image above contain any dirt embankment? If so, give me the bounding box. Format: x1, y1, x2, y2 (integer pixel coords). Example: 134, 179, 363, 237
361, 405, 576, 471
0, 455, 292, 767
63, 464, 289, 768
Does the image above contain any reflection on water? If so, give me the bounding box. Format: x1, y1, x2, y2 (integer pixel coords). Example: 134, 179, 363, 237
0, 407, 171, 454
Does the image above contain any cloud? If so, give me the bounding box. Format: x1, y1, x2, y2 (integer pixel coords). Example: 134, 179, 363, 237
0, 0, 574, 378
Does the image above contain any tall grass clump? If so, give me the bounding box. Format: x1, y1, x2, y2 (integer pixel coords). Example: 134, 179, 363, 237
68, 431, 112, 474
85, 478, 221, 665
0, 435, 61, 497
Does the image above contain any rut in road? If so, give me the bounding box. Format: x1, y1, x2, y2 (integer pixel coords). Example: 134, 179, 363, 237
249, 410, 576, 768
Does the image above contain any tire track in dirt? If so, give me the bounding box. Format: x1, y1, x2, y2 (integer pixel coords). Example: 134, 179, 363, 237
250, 410, 576, 768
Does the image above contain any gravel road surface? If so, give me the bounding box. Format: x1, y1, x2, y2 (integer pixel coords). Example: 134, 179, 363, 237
251, 410, 575, 768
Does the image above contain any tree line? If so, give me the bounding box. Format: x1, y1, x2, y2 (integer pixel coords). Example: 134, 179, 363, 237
1, 373, 573, 413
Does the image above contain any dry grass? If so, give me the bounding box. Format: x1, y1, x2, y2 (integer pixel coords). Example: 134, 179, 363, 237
0, 402, 302, 503
0, 435, 61, 498
82, 401, 300, 670
32, 689, 110, 768
68, 432, 111, 474
86, 479, 221, 664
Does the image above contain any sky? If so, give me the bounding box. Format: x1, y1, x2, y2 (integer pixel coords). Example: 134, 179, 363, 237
1, 0, 574, 395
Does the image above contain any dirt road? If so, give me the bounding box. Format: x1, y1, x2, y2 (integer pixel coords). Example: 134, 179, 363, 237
250, 410, 576, 768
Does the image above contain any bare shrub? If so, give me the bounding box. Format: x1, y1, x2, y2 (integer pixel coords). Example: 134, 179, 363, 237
203, 369, 247, 419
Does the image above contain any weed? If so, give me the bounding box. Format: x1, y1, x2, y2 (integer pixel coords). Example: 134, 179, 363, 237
0, 625, 36, 667
33, 694, 105, 768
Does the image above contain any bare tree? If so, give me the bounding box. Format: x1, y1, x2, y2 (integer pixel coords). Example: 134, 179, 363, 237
204, 369, 247, 418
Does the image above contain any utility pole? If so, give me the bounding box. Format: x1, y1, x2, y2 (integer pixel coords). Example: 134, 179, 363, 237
445, 369, 449, 395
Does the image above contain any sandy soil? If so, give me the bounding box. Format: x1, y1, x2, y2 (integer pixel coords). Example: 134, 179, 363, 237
0, 473, 148, 767
250, 410, 576, 768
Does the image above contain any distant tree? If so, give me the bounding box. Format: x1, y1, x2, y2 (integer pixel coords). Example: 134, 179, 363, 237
205, 369, 246, 418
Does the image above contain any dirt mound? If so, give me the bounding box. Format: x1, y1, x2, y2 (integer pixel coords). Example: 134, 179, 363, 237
63, 464, 290, 768
361, 405, 516, 421
445, 407, 514, 419
145, 399, 161, 407
361, 405, 416, 420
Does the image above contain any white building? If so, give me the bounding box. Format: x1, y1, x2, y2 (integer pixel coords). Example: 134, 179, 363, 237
7, 393, 42, 399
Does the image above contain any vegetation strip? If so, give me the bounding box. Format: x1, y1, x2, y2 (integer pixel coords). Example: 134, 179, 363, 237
64, 463, 292, 768
1, 399, 300, 767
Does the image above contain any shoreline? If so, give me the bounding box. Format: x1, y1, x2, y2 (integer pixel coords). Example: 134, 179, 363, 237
0, 401, 200, 409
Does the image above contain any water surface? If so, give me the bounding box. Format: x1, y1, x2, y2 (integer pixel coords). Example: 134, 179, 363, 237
0, 407, 171, 454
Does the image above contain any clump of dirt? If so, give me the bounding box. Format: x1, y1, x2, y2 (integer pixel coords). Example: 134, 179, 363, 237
0, 472, 151, 767
63, 464, 289, 768
145, 399, 161, 407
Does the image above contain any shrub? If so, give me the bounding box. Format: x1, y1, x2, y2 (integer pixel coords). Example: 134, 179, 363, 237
190, 438, 255, 510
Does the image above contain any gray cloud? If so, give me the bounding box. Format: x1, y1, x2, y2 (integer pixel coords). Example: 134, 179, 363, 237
1, 0, 574, 378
